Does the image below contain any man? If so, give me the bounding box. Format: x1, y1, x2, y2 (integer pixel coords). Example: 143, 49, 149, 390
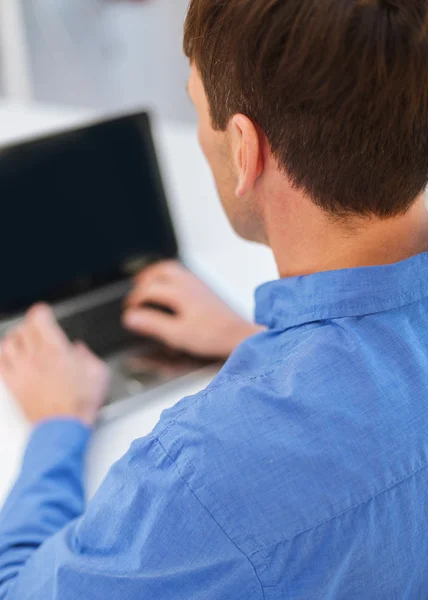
0, 0, 428, 597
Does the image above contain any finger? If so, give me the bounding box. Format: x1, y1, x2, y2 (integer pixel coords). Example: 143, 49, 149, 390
122, 307, 177, 345
74, 340, 91, 354
0, 350, 16, 381
74, 341, 101, 367
134, 260, 185, 287
126, 281, 181, 312
74, 341, 111, 379
26, 304, 67, 348
1, 331, 24, 366
5, 324, 29, 352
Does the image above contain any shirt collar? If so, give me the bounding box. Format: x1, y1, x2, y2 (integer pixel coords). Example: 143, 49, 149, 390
255, 251, 428, 330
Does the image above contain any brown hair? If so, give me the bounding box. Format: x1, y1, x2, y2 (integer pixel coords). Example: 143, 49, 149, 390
184, 0, 428, 218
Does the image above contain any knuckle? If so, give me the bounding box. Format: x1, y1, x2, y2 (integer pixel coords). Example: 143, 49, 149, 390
28, 303, 52, 321
44, 331, 68, 355
141, 261, 164, 280
165, 326, 181, 349
3, 330, 19, 348
162, 260, 181, 277
2, 338, 12, 354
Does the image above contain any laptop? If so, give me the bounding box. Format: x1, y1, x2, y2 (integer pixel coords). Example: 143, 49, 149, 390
0, 112, 215, 420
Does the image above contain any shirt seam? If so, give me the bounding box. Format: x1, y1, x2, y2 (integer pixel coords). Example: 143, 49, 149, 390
153, 435, 278, 600
158, 336, 303, 440
270, 457, 428, 546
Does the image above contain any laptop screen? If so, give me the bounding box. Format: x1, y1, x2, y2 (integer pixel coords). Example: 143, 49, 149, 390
0, 112, 178, 317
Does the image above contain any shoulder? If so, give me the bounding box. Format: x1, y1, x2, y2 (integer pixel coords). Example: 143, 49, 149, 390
147, 320, 405, 545
153, 320, 359, 440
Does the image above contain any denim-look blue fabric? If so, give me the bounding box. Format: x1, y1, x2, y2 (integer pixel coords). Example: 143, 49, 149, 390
1, 253, 428, 599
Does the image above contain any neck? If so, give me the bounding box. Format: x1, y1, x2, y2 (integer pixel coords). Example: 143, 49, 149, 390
265, 193, 428, 278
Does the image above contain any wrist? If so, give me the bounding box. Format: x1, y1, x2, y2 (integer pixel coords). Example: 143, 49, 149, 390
28, 408, 95, 428
32, 415, 94, 429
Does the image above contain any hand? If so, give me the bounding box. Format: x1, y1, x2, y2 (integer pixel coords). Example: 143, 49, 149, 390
0, 305, 110, 426
123, 260, 263, 359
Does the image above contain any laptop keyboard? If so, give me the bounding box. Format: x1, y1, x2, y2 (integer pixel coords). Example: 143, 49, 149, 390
0, 284, 217, 415
59, 295, 140, 357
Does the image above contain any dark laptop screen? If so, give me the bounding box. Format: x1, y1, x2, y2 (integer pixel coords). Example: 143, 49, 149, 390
0, 112, 178, 317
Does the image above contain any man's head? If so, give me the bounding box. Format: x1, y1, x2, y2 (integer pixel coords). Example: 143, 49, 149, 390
184, 0, 428, 244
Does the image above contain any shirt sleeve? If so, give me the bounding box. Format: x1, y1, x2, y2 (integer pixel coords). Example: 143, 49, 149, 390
0, 427, 263, 600
0, 419, 91, 597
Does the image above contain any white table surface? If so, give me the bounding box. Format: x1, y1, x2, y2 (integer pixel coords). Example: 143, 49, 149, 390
0, 102, 277, 503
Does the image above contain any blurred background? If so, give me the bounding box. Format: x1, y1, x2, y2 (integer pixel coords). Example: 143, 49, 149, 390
0, 0, 279, 323
0, 0, 194, 122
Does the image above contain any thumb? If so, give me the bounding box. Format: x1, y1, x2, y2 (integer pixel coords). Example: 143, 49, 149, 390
74, 341, 99, 362
123, 308, 176, 345
74, 341, 109, 372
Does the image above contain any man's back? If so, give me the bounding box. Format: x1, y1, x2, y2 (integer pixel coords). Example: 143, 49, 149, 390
147, 252, 428, 598
1, 256, 428, 599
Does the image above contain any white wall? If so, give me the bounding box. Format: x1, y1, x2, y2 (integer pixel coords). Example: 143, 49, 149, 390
23, 0, 194, 122
103, 0, 194, 121
0, 0, 32, 100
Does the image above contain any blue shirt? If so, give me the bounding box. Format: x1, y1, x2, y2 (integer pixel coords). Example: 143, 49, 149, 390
1, 253, 428, 599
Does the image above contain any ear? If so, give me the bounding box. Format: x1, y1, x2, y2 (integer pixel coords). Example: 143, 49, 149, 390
230, 114, 264, 198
